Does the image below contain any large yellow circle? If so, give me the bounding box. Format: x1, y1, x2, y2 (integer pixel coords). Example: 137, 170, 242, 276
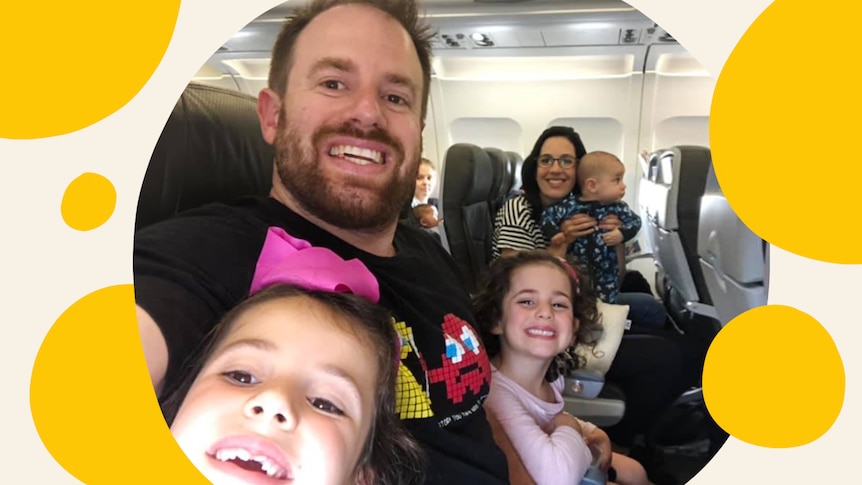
711, 1, 862, 263
0, 2, 180, 139
30, 285, 209, 483
703, 305, 844, 447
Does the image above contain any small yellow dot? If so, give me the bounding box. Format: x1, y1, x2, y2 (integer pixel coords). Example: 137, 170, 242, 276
61, 173, 116, 231
30, 285, 209, 483
703, 305, 844, 448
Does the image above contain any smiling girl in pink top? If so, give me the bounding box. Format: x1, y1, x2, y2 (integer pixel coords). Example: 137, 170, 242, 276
161, 228, 423, 485
476, 251, 652, 485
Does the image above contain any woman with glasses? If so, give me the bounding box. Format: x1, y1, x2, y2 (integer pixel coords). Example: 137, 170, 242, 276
492, 126, 662, 327
492, 126, 597, 260
490, 126, 694, 463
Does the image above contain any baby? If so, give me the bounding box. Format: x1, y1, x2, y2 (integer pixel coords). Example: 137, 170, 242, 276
412, 203, 441, 229
542, 151, 641, 303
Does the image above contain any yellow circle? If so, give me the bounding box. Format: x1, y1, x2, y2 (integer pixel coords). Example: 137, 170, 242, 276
0, 2, 180, 139
711, 1, 862, 263
30, 285, 209, 484
703, 305, 844, 447
61, 172, 116, 231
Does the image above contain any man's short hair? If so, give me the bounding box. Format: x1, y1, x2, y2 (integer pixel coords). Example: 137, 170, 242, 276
268, 0, 435, 117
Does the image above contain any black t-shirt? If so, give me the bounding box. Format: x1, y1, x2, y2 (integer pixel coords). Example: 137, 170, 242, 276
134, 196, 508, 484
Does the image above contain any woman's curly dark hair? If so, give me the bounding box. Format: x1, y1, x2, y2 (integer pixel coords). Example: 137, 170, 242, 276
473, 250, 603, 382
521, 126, 588, 222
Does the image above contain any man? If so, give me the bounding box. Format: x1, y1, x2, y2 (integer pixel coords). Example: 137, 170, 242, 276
134, 1, 514, 483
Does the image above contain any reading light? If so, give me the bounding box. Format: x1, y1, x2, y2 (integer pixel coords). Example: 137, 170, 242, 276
470, 32, 494, 47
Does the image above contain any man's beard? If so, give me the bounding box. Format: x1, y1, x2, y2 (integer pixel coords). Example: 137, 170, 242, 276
273, 112, 417, 232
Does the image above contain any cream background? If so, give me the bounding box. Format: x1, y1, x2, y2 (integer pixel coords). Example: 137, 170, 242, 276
3, 0, 857, 483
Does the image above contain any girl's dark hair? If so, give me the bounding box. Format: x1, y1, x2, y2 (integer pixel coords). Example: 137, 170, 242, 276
521, 126, 588, 222
472, 251, 602, 382
269, 0, 435, 119
161, 284, 425, 485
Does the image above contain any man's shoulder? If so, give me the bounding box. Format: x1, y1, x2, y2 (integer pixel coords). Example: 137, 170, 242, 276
138, 197, 273, 234
134, 197, 309, 257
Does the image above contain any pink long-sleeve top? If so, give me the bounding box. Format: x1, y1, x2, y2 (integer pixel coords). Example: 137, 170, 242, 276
485, 366, 595, 485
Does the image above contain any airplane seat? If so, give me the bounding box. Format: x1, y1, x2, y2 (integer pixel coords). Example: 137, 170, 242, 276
697, 163, 768, 326
136, 82, 274, 231
501, 151, 516, 194
440, 143, 495, 293
641, 146, 715, 320
505, 150, 524, 197
484, 147, 513, 218
564, 299, 630, 429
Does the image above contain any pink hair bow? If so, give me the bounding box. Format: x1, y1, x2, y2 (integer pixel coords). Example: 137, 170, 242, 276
249, 227, 380, 303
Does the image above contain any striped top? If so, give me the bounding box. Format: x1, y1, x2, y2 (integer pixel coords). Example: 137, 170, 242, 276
492, 194, 549, 259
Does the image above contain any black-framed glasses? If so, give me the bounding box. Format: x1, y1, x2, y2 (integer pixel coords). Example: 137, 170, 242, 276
537, 155, 577, 169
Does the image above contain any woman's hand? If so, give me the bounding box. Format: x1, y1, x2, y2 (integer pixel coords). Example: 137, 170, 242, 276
548, 213, 596, 257
562, 213, 598, 239
584, 427, 613, 472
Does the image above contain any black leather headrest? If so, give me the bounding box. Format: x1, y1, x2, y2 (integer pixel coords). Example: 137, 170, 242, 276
484, 147, 513, 201
135, 83, 274, 231
442, 144, 494, 207
506, 151, 524, 191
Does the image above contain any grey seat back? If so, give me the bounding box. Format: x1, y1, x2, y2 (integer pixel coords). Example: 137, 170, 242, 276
441, 144, 495, 293
697, 164, 768, 326
484, 147, 513, 219
641, 146, 713, 311
505, 151, 524, 197
136, 83, 273, 231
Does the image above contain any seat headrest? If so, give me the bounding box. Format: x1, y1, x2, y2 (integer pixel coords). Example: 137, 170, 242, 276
484, 147, 512, 201
135, 83, 274, 231
442, 143, 494, 207
506, 151, 524, 191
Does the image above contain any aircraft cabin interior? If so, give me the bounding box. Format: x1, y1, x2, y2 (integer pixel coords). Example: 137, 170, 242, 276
137, 1, 771, 484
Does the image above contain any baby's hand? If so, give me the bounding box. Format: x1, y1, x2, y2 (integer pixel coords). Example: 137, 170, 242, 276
601, 228, 623, 246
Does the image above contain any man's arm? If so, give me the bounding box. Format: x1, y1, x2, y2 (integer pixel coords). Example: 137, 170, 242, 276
136, 305, 168, 394
485, 407, 536, 485
486, 383, 592, 484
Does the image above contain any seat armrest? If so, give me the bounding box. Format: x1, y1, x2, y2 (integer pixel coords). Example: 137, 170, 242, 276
564, 369, 605, 399
580, 466, 607, 485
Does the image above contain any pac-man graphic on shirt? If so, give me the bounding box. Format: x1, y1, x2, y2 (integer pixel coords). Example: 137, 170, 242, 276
394, 320, 434, 420
427, 314, 491, 405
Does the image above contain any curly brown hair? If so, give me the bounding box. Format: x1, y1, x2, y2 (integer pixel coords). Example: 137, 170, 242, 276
472, 250, 602, 382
